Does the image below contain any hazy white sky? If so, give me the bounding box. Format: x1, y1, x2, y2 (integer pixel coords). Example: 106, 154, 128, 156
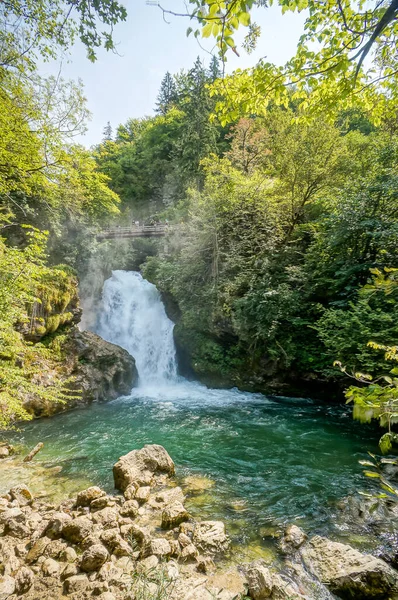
39, 1, 306, 147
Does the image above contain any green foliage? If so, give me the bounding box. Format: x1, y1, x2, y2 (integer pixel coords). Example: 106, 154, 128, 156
330, 269, 398, 453
358, 454, 398, 504
130, 561, 176, 600
117, 92, 398, 399
156, 72, 178, 115
0, 219, 80, 428
0, 2, 123, 428
175, 0, 398, 124
94, 57, 229, 215
1, 0, 127, 69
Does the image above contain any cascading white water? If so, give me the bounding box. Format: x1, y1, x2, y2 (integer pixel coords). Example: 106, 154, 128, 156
95, 270, 178, 387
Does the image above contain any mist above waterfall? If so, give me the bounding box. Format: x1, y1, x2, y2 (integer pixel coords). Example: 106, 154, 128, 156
95, 270, 178, 387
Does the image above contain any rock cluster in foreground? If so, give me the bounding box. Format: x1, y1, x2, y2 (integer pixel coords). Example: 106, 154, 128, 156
1, 444, 398, 600
0, 445, 240, 600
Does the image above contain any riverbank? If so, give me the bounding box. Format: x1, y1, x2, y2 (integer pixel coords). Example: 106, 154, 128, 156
1, 444, 398, 600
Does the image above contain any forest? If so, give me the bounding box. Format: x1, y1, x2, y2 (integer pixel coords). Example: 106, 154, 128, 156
2, 3, 398, 600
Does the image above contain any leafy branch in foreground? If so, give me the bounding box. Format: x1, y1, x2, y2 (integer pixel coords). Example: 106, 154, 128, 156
336, 269, 398, 454
1, 0, 127, 69
156, 1, 398, 123
358, 453, 398, 502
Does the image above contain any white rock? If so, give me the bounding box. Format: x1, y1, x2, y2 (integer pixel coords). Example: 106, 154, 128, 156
14, 566, 34, 594
0, 575, 15, 599
301, 535, 398, 599
193, 521, 230, 554
76, 486, 106, 507
113, 444, 175, 491
64, 574, 90, 593
41, 557, 60, 577
135, 486, 151, 504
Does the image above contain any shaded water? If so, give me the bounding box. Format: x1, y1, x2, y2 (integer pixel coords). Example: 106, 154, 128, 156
3, 271, 381, 558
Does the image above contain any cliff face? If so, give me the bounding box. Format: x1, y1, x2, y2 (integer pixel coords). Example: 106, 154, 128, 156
67, 328, 138, 406
23, 328, 138, 419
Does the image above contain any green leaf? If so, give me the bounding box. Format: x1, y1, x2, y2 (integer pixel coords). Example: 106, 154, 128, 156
202, 22, 213, 37
238, 11, 251, 26
363, 471, 381, 478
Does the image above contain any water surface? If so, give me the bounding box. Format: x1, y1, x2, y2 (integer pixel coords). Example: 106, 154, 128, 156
6, 381, 379, 556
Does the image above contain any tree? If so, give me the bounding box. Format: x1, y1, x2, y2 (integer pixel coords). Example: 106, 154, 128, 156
102, 121, 113, 142
172, 57, 219, 185
226, 117, 270, 174
208, 55, 221, 81
155, 72, 178, 115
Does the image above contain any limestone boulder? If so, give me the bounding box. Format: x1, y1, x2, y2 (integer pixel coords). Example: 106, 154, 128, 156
123, 484, 138, 500
0, 575, 15, 600
178, 532, 192, 548
60, 546, 77, 563
45, 511, 72, 539
137, 555, 159, 573
10, 485, 33, 506
196, 556, 216, 574
301, 535, 398, 599
161, 501, 189, 529
45, 539, 67, 559
113, 444, 175, 492
135, 486, 151, 504
279, 525, 307, 554
119, 499, 139, 518
62, 516, 93, 543
124, 523, 151, 553
26, 537, 50, 564
41, 557, 60, 577
0, 507, 24, 524
246, 561, 306, 600
92, 507, 118, 528
80, 543, 108, 572
61, 562, 79, 580
181, 543, 199, 561
14, 566, 34, 594
4, 518, 30, 538
101, 529, 131, 557
91, 496, 117, 511
64, 573, 89, 594
148, 538, 172, 558
76, 486, 106, 507
193, 521, 230, 554
24, 328, 138, 418
0, 447, 9, 459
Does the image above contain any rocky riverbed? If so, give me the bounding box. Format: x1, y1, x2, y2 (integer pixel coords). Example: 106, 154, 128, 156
1, 444, 398, 600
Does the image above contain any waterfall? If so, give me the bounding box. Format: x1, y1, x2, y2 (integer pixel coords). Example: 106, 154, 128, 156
95, 270, 178, 387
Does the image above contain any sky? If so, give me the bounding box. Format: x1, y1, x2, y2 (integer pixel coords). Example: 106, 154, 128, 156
39, 1, 307, 147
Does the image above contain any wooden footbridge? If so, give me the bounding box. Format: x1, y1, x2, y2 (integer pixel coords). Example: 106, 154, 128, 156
97, 224, 167, 241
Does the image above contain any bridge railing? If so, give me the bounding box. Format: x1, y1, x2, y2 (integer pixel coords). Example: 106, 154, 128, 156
97, 224, 167, 238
